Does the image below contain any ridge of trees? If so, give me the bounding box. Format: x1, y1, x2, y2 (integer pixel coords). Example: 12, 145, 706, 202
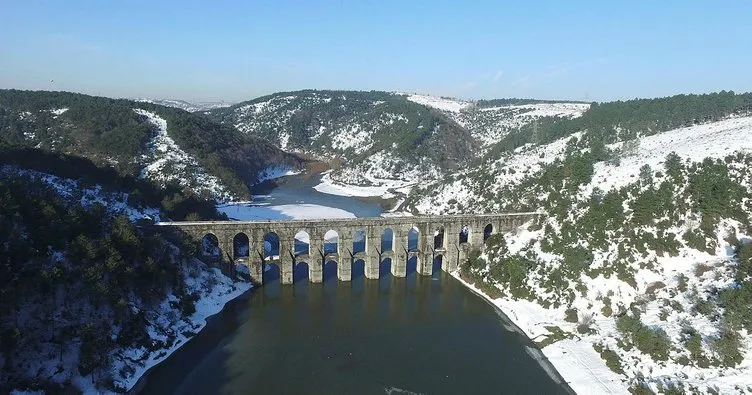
0, 89, 304, 199
488, 90, 752, 155
0, 146, 224, 221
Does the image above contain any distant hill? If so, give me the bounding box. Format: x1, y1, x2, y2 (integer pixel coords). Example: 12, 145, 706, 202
136, 98, 234, 112
207, 90, 587, 189
0, 89, 302, 199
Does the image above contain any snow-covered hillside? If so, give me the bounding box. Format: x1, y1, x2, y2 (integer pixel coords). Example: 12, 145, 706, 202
406, 93, 590, 147
416, 115, 752, 215
410, 115, 752, 393
136, 98, 233, 112
0, 166, 252, 394
135, 109, 234, 202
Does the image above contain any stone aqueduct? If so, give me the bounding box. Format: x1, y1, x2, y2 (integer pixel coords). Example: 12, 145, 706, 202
157, 213, 539, 285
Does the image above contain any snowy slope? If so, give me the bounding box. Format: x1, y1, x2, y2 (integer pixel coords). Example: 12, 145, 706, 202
415, 115, 752, 215
135, 109, 234, 201
136, 98, 233, 112
410, 115, 752, 393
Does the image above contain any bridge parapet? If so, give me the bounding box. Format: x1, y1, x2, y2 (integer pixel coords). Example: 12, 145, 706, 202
156, 212, 540, 285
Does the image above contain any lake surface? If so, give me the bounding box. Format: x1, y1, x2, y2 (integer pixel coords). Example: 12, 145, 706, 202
253, 173, 384, 218
137, 174, 572, 395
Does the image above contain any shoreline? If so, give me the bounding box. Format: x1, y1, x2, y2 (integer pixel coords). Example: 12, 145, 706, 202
450, 271, 629, 395
127, 285, 255, 394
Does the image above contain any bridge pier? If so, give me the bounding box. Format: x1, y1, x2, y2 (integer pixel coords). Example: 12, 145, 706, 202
391, 228, 406, 277
339, 234, 352, 281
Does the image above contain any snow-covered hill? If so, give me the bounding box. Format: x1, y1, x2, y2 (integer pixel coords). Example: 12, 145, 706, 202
135, 109, 234, 201
209, 90, 588, 200
0, 166, 251, 394
409, 115, 752, 393
136, 98, 233, 112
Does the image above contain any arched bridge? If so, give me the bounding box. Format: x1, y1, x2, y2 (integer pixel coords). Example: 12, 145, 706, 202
156, 212, 539, 285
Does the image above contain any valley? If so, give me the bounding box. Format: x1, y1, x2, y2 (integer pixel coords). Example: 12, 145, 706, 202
2, 88, 752, 394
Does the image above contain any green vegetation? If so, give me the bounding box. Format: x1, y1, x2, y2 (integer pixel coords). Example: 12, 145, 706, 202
209, 89, 477, 174
492, 90, 752, 153
617, 313, 672, 362
0, 89, 302, 198
0, 171, 220, 390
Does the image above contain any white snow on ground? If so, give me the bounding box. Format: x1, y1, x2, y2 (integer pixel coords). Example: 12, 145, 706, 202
109, 263, 251, 393
411, 115, 752, 393
414, 132, 583, 214
218, 202, 356, 220
591, 115, 752, 193
135, 109, 233, 201
506, 102, 590, 118
257, 165, 301, 183
405, 93, 471, 112
454, 273, 629, 394
314, 171, 397, 198
50, 108, 68, 116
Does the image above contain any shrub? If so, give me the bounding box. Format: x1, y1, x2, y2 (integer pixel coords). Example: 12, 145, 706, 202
564, 308, 579, 323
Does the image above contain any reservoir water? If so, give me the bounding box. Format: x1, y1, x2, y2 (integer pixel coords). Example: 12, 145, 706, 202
138, 174, 572, 394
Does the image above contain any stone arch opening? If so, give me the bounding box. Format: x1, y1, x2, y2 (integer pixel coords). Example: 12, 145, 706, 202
381, 228, 394, 251
434, 226, 445, 249
201, 233, 220, 257
379, 257, 392, 278
407, 226, 420, 252
352, 259, 366, 279
432, 255, 443, 275
263, 232, 280, 260
294, 261, 309, 283
294, 230, 310, 257
406, 255, 418, 275
483, 224, 493, 243
459, 225, 469, 244
324, 230, 339, 255
233, 232, 250, 260
353, 228, 366, 254
263, 262, 280, 283
324, 260, 338, 282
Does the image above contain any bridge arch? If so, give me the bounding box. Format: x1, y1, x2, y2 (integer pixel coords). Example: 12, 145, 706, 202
201, 233, 220, 257
352, 258, 366, 279
233, 232, 250, 260
353, 228, 366, 254
263, 231, 280, 260
381, 228, 394, 252
432, 254, 444, 274
294, 230, 310, 257
324, 230, 339, 256
380, 257, 392, 278
434, 226, 445, 249
294, 260, 309, 283
263, 261, 280, 283
324, 260, 338, 282
483, 223, 493, 243
407, 226, 420, 252
459, 225, 469, 244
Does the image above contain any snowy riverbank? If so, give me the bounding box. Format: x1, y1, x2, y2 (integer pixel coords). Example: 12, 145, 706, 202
451, 272, 629, 394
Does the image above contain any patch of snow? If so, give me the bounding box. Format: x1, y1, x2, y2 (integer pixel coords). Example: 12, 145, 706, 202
217, 202, 356, 220
257, 165, 301, 184
406, 94, 471, 113
135, 109, 233, 201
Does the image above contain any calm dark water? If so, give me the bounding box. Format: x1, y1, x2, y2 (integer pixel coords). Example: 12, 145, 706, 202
138, 271, 570, 395
136, 174, 571, 395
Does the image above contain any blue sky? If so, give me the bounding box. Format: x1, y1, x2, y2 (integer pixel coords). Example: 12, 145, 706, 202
1, 1, 750, 102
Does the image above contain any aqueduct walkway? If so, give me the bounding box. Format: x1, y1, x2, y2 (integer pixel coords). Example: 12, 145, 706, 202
156, 213, 538, 285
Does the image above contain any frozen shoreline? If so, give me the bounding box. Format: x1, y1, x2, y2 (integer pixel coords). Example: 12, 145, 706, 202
450, 272, 629, 395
